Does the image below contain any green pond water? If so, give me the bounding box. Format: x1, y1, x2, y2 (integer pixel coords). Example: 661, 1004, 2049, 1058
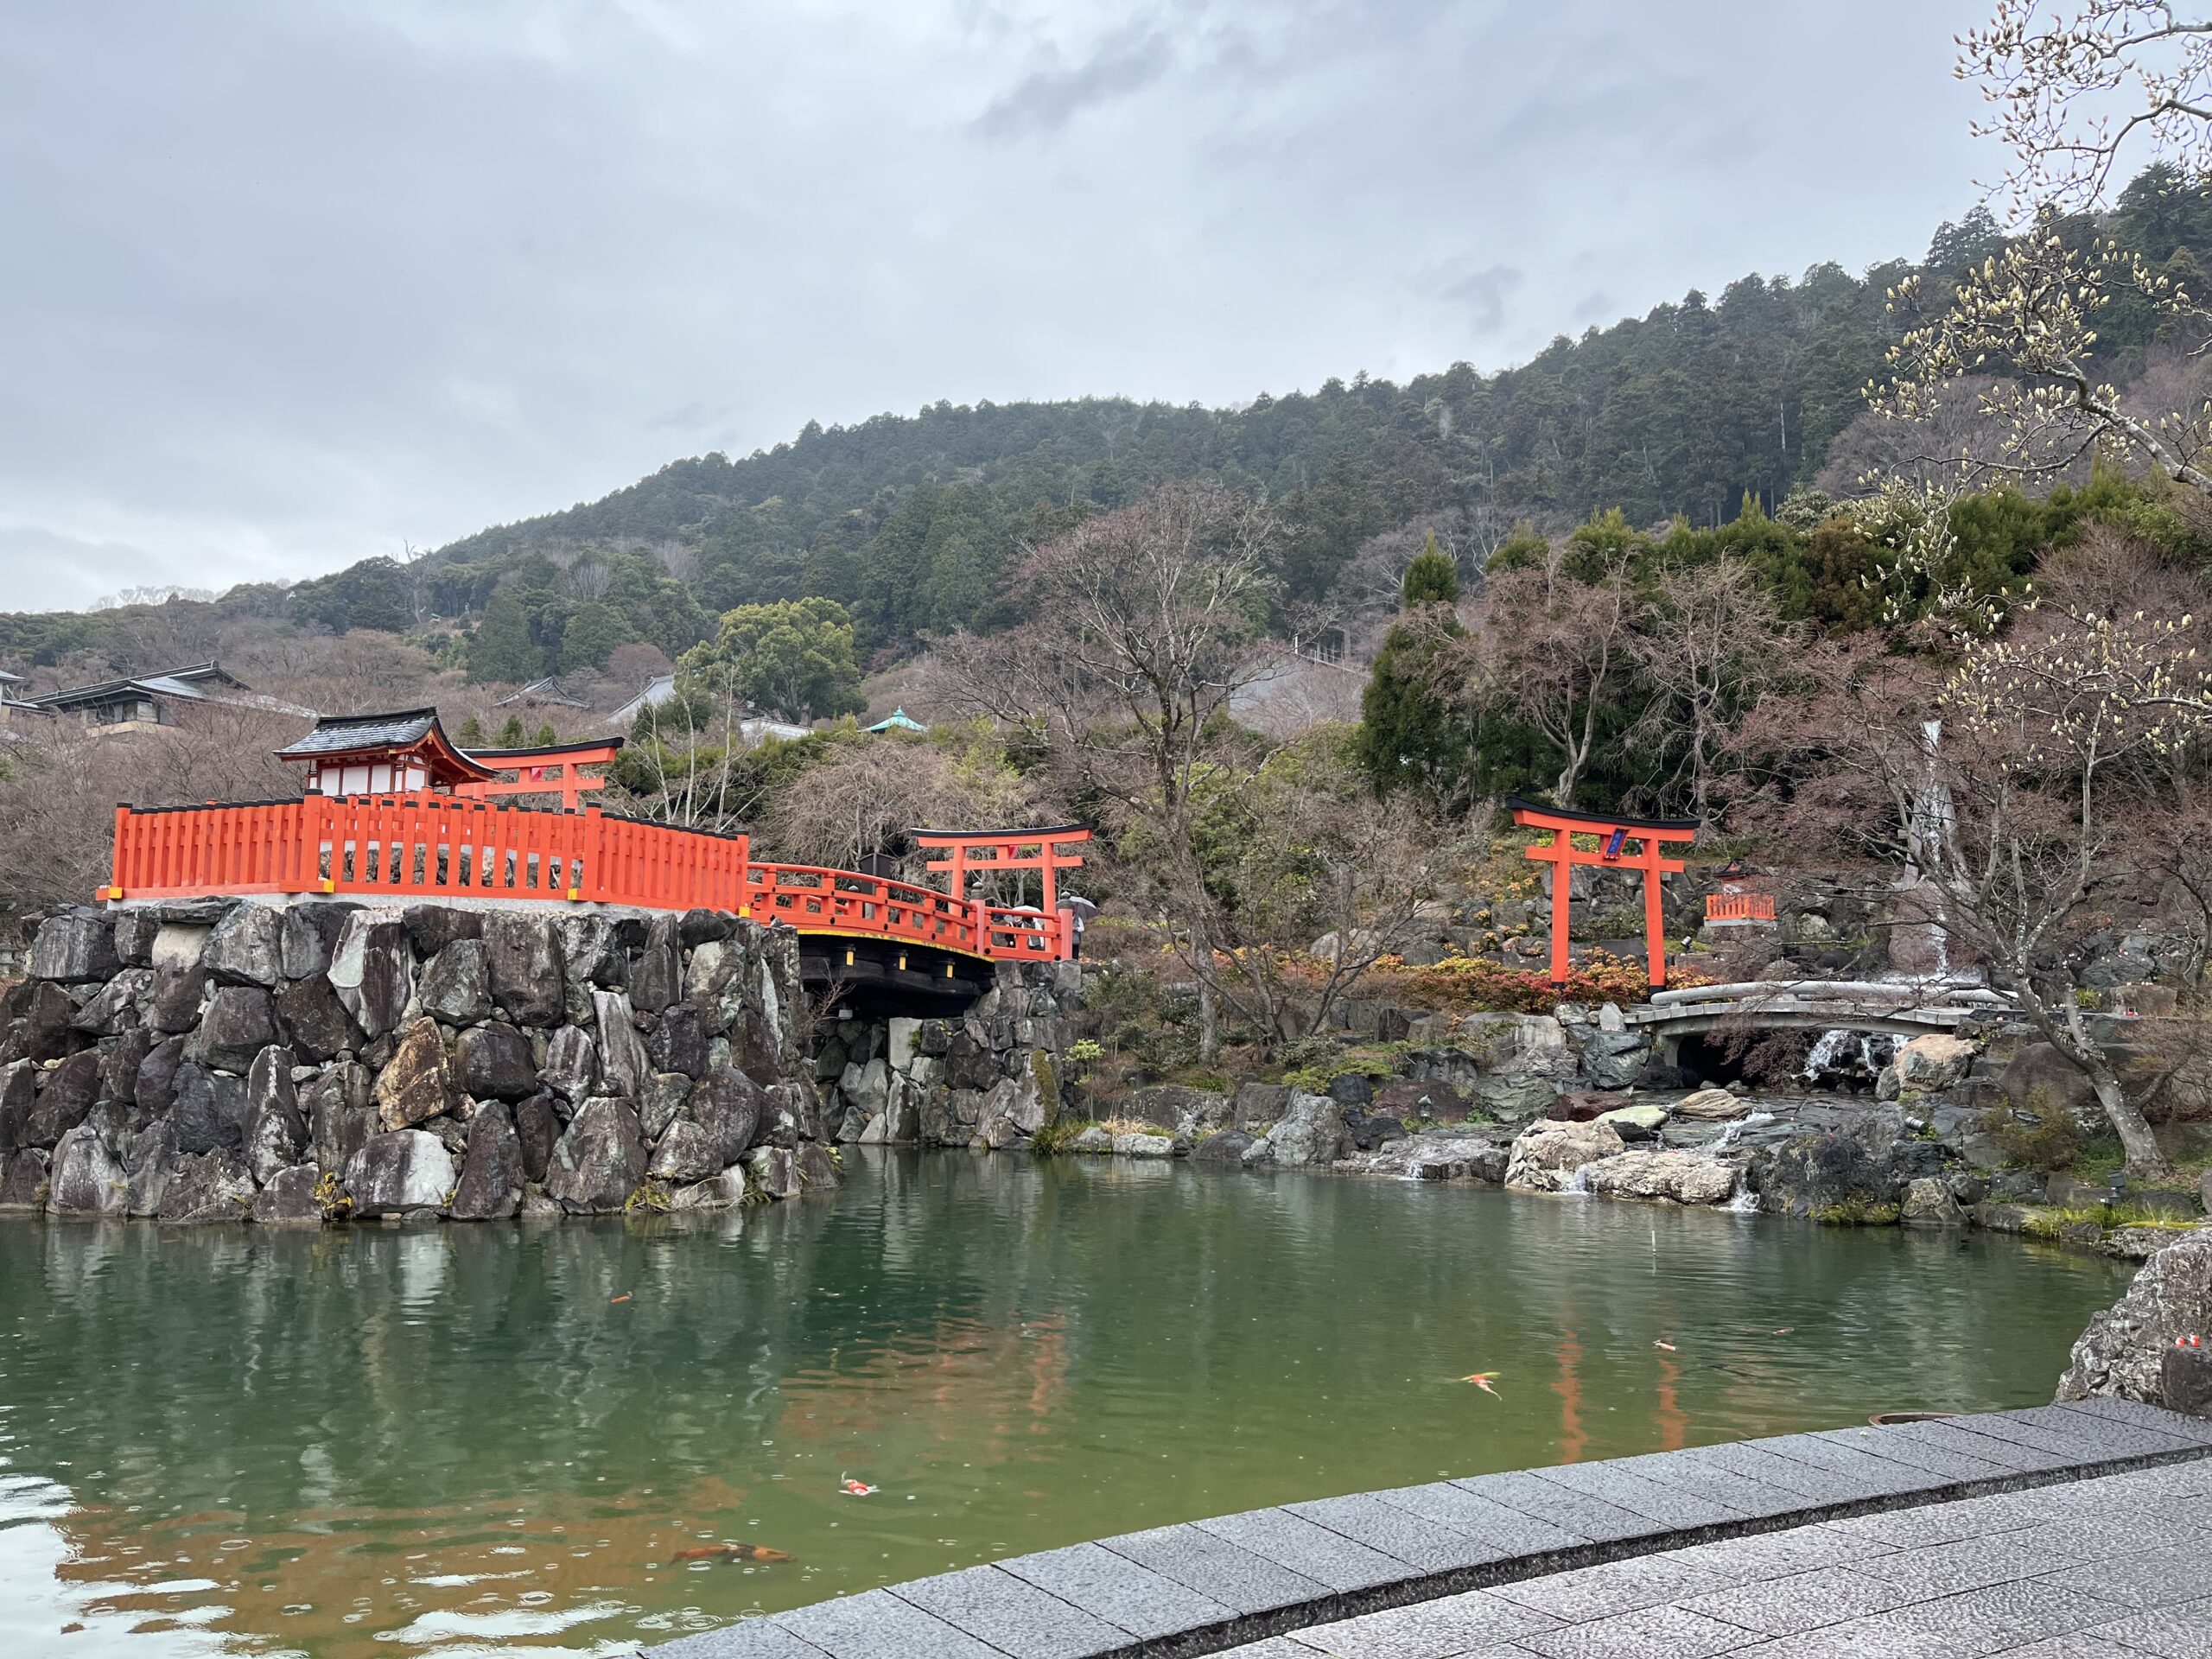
0, 1149, 2133, 1659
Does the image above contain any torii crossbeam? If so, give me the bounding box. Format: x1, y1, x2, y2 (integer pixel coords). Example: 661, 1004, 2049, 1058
1508, 797, 1697, 989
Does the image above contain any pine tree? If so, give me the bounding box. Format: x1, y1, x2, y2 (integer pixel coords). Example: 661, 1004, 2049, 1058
455, 714, 486, 747
498, 714, 527, 747
535, 722, 556, 746
467, 590, 544, 684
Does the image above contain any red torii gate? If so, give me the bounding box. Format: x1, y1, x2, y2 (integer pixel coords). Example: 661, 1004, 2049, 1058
1508, 797, 1697, 989
915, 824, 1091, 915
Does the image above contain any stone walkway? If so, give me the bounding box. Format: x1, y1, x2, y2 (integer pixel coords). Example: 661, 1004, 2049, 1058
645, 1400, 2212, 1659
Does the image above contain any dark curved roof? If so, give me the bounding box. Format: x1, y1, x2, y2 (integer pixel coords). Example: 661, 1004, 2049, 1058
276, 709, 439, 756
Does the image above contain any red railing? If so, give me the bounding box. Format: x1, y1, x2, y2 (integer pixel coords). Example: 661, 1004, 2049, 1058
105, 797, 1070, 961
1705, 893, 1777, 922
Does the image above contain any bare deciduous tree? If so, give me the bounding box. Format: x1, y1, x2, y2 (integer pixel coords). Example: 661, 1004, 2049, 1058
1630, 556, 1798, 823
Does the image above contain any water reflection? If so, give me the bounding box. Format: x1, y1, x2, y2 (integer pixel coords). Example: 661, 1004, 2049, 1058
0, 1151, 2131, 1657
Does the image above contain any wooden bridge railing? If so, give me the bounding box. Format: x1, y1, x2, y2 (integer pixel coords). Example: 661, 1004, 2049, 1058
105, 797, 1071, 962
1705, 893, 1777, 921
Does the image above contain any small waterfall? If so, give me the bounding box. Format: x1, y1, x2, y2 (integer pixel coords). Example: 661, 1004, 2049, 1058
1802, 1029, 1898, 1089
1558, 1165, 1592, 1196
1722, 1184, 1760, 1214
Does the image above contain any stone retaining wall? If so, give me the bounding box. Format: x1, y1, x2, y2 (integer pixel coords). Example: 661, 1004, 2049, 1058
0, 899, 840, 1224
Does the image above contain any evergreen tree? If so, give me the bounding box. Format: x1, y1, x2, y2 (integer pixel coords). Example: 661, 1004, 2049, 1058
454, 714, 486, 747
1356, 534, 1466, 799
467, 590, 544, 684
535, 722, 556, 746
498, 714, 527, 747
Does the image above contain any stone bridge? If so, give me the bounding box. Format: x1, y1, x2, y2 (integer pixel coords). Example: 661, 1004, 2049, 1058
1623, 978, 2012, 1046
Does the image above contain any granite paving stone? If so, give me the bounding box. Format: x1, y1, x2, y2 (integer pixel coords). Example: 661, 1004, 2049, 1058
2004, 1402, 2202, 1450
772, 1587, 1005, 1659
1287, 1493, 1515, 1573
652, 1619, 832, 1659
1276, 1591, 1559, 1659
1488, 1556, 1732, 1624
1192, 1507, 1412, 1592
1885, 1580, 2134, 1654
1878, 1420, 2077, 1476
1677, 1440, 1889, 1506
1744, 1433, 1942, 1497
1808, 1426, 2012, 1484
1646, 1522, 1897, 1588
1520, 1605, 1758, 1659
1847, 1526, 2099, 1598
1523, 1463, 1746, 1531
1452, 1472, 1669, 1546
995, 1541, 1237, 1640
2053, 1397, 2212, 1444
1370, 1483, 1591, 1560
1606, 1452, 1810, 1519
2066, 1593, 2212, 1658
889, 1565, 1131, 1659
1099, 1522, 1332, 1616
1675, 1567, 1915, 1637
1821, 1492, 2047, 1551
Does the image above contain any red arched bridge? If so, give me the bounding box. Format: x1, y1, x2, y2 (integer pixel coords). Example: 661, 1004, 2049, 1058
98, 710, 1090, 1007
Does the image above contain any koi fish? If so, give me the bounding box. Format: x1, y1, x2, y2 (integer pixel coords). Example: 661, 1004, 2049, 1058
611, 1294, 632, 1305
1460, 1373, 1500, 1395
1654, 1339, 1676, 1352
840, 1478, 879, 1496
671, 1543, 794, 1564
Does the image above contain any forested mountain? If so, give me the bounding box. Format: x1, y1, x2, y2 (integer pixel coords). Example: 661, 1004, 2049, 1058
9, 167, 2212, 686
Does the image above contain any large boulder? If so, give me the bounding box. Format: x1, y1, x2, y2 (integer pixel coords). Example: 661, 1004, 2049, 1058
124, 1120, 177, 1215
458, 1021, 537, 1101
203, 903, 283, 987
0, 1147, 50, 1209
2058, 1230, 2212, 1404
251, 1163, 324, 1224
1230, 1081, 1293, 1130
29, 912, 118, 982
417, 939, 493, 1027
329, 915, 414, 1040
72, 968, 151, 1037
1746, 1106, 1912, 1221
402, 903, 481, 960
451, 1103, 525, 1220
745, 1144, 800, 1197
486, 912, 565, 1027
135, 1034, 188, 1113
0, 1060, 33, 1151
242, 1046, 306, 1183
1241, 1093, 1347, 1169
647, 1117, 722, 1183
111, 907, 161, 968
170, 1062, 249, 1154
190, 984, 279, 1072
281, 902, 359, 980
1900, 1176, 1968, 1229
1504, 1120, 1626, 1192
149, 963, 209, 1034
158, 1147, 256, 1222
538, 1025, 600, 1103
47, 1122, 128, 1215
1580, 1149, 1737, 1206
627, 915, 682, 1013
276, 975, 360, 1061
591, 990, 650, 1096
373, 1020, 458, 1131
305, 1061, 375, 1173
344, 1129, 456, 1217
513, 1094, 562, 1184
15, 980, 78, 1060
102, 1027, 153, 1108
646, 1001, 709, 1078
1191, 1128, 1256, 1168
544, 1097, 646, 1212
26, 1050, 103, 1147
1673, 1087, 1752, 1122
1895, 1033, 1978, 1095
670, 1166, 747, 1210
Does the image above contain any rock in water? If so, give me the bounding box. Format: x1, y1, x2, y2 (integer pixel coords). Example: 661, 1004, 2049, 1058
1115, 1132, 1178, 1159
1894, 1033, 1978, 1094
689, 1072, 762, 1165
329, 916, 414, 1040
0, 1147, 50, 1209
794, 1142, 840, 1190
451, 1103, 524, 1220
2058, 1230, 2212, 1404
1900, 1176, 1967, 1228
48, 1123, 128, 1215
1579, 1149, 1737, 1205
251, 1163, 324, 1224
671, 1166, 746, 1210
344, 1130, 456, 1217
1191, 1129, 1255, 1168
1672, 1087, 1751, 1122
513, 1094, 562, 1184
1243, 1092, 1348, 1168
306, 1061, 375, 1173
374, 1020, 457, 1131
158, 1148, 256, 1223
26, 1051, 102, 1148
1067, 1125, 1116, 1154
647, 1118, 721, 1183
243, 1046, 307, 1183
1504, 1120, 1626, 1192
744, 1144, 799, 1198
544, 1097, 646, 1212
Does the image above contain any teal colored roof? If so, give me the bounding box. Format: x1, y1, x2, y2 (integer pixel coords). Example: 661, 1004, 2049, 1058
866, 707, 928, 734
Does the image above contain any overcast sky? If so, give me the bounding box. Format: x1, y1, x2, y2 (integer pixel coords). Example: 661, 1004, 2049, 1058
0, 0, 1993, 613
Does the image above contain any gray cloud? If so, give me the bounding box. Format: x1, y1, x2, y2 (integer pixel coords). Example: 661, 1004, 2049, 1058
974, 28, 1175, 140
0, 0, 1994, 613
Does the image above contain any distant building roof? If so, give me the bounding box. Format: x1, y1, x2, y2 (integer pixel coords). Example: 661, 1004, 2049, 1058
0, 669, 22, 684
741, 715, 811, 746
607, 674, 677, 728
866, 706, 928, 734
29, 660, 247, 713
493, 677, 593, 710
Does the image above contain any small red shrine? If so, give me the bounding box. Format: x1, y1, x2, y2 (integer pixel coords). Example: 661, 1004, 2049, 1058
274, 710, 621, 811
1508, 796, 1697, 989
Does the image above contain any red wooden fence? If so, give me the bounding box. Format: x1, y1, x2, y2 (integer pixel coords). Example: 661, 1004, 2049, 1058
105, 797, 1070, 961
1705, 893, 1777, 922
